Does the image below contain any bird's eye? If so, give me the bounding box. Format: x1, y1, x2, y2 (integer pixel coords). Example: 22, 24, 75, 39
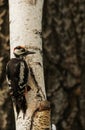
21, 48, 25, 52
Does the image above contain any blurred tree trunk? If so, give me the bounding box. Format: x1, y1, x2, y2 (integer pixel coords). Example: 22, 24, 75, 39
43, 0, 84, 130
0, 0, 15, 130
0, 0, 85, 130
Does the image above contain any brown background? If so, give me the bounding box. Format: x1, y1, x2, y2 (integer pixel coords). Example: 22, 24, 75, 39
0, 0, 85, 130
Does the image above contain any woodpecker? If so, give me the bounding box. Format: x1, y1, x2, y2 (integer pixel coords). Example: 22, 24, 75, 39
6, 46, 35, 115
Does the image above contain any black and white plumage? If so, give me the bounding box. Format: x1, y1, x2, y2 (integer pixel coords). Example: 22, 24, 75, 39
6, 58, 29, 93
6, 46, 34, 115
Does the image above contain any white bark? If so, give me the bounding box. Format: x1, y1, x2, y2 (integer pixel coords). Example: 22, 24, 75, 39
9, 0, 51, 130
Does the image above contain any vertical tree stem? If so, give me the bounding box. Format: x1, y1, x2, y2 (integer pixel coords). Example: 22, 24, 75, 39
9, 0, 51, 130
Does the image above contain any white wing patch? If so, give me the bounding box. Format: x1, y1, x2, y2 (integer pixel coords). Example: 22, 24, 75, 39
19, 62, 25, 88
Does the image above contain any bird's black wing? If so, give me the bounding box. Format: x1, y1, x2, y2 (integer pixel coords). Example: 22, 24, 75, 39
6, 58, 29, 90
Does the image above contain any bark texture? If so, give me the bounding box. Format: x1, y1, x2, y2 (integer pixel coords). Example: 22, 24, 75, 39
9, 0, 51, 130
0, 0, 85, 130
43, 1, 84, 130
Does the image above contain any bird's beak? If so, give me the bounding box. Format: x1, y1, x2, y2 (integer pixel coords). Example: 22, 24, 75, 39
27, 51, 35, 55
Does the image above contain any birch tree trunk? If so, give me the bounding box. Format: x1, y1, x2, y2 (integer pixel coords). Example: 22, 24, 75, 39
9, 0, 51, 130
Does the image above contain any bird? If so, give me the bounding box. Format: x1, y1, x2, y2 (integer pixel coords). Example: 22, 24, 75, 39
6, 46, 35, 115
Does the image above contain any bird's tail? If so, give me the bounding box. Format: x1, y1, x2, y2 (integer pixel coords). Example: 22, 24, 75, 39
14, 94, 27, 117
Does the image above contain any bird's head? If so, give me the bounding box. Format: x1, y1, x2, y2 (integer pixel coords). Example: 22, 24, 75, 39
13, 46, 35, 58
